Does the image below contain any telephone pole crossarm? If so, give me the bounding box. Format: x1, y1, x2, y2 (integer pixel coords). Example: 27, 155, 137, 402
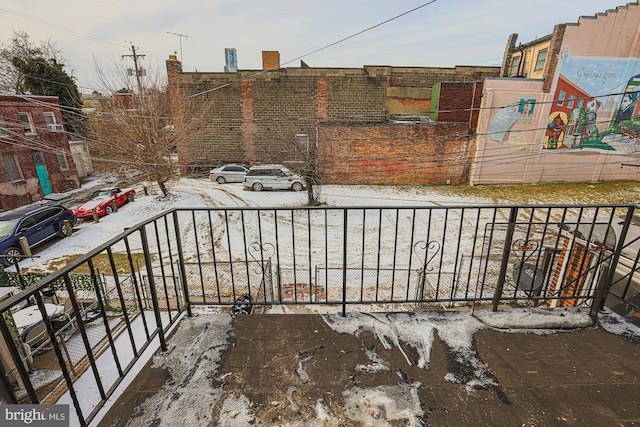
122, 44, 146, 95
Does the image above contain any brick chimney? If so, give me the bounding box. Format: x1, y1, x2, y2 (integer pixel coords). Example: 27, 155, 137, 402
262, 51, 280, 71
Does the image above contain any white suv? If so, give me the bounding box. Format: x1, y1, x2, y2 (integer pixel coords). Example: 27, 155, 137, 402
242, 164, 306, 192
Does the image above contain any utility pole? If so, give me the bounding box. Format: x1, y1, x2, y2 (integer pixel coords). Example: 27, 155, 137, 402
122, 44, 146, 95
167, 32, 191, 65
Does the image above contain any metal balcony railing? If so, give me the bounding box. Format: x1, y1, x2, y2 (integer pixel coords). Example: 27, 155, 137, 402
0, 203, 638, 426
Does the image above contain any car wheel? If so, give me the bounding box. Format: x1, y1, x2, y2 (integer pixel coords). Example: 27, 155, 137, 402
60, 220, 71, 237
252, 182, 263, 192
291, 182, 304, 192
2, 246, 22, 267
127, 193, 134, 202
105, 205, 114, 215
217, 176, 226, 184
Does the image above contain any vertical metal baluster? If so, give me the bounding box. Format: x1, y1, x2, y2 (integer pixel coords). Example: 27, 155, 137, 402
207, 210, 222, 304
390, 208, 399, 302
493, 207, 518, 311
172, 210, 191, 317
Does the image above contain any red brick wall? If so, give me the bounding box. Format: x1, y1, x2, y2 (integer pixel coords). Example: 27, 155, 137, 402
546, 239, 590, 307
437, 82, 484, 128
318, 122, 473, 185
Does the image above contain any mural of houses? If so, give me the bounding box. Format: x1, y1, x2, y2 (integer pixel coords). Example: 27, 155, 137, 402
473, 2, 640, 184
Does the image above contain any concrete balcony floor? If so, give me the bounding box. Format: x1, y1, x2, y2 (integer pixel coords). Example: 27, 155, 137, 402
97, 309, 640, 426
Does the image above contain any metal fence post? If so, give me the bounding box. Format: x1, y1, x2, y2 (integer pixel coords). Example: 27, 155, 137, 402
173, 210, 192, 317
140, 227, 167, 352
342, 209, 347, 317
591, 206, 635, 322
492, 207, 518, 311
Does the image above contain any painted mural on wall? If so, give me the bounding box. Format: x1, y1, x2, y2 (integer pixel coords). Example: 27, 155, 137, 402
487, 97, 537, 143
544, 55, 640, 153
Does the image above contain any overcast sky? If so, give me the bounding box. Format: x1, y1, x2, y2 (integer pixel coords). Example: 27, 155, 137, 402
0, 0, 625, 93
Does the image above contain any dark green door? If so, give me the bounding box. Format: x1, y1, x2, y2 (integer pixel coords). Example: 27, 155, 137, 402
33, 151, 53, 195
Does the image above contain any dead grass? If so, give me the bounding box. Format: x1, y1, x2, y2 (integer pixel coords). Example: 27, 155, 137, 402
429, 180, 640, 205
37, 253, 149, 275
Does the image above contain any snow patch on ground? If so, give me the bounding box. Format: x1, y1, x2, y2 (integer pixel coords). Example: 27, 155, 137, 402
342, 382, 424, 425
473, 306, 594, 330
121, 314, 234, 427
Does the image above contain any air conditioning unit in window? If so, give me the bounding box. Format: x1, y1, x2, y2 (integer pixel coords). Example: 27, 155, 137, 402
47, 124, 64, 132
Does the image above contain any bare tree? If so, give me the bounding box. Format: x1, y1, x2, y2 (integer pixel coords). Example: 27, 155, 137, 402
266, 126, 322, 206
294, 134, 321, 206
88, 58, 209, 196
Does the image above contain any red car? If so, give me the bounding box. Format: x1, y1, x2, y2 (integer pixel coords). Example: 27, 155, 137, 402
74, 187, 136, 219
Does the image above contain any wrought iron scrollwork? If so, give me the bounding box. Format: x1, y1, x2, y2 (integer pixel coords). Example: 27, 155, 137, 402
512, 238, 538, 265
248, 242, 275, 272
511, 238, 543, 293
413, 240, 441, 273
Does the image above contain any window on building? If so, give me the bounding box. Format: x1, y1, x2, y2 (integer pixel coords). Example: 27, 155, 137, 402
44, 112, 63, 132
557, 90, 566, 106
577, 99, 584, 109
43, 112, 56, 125
0, 113, 8, 137
56, 150, 69, 170
3, 154, 23, 181
567, 95, 575, 109
18, 112, 35, 134
509, 55, 521, 76
32, 151, 46, 165
294, 134, 310, 162
535, 48, 548, 71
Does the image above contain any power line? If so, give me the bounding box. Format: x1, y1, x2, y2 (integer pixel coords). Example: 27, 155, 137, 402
5, 87, 637, 178
188, 0, 439, 98
0, 6, 128, 48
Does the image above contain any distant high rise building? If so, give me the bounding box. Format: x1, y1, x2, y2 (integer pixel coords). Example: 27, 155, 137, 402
224, 48, 237, 73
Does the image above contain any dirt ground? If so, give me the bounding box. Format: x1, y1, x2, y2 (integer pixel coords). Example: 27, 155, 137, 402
99, 313, 640, 427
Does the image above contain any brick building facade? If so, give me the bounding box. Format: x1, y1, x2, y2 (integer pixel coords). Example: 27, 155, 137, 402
165, 54, 499, 178
0, 95, 79, 210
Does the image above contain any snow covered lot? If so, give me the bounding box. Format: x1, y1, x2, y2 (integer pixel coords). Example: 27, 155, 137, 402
24, 177, 640, 273
22, 178, 494, 272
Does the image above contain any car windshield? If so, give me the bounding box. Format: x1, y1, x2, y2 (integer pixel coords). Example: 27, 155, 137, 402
91, 190, 112, 199
0, 220, 18, 239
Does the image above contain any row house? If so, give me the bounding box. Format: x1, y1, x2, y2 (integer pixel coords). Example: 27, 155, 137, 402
0, 94, 80, 211
81, 91, 134, 113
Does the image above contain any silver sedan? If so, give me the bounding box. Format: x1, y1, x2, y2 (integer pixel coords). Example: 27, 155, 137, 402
209, 164, 249, 184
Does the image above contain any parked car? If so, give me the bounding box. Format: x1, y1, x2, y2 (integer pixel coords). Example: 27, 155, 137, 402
242, 164, 306, 192
74, 187, 136, 219
0, 204, 77, 266
209, 164, 249, 184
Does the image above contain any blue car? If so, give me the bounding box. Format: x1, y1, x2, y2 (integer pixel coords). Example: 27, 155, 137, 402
0, 204, 77, 267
